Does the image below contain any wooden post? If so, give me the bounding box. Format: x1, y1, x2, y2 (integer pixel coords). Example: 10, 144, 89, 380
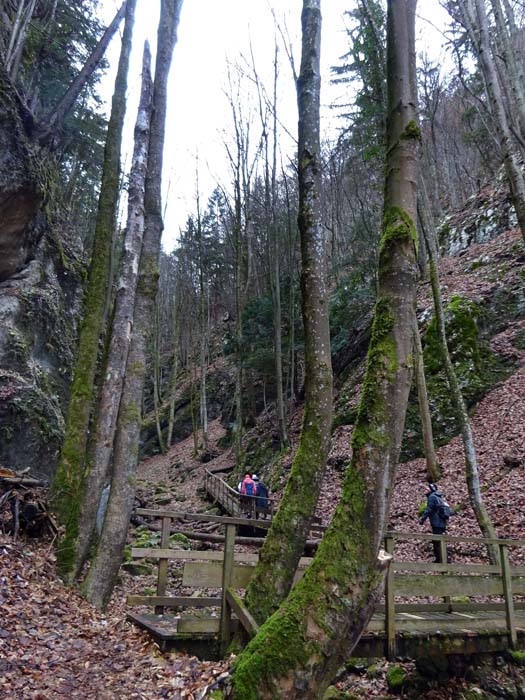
439, 537, 452, 611
220, 523, 236, 652
155, 516, 171, 615
385, 536, 396, 660
500, 543, 517, 648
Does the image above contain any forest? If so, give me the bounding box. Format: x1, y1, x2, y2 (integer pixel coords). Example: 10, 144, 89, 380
2, 0, 525, 698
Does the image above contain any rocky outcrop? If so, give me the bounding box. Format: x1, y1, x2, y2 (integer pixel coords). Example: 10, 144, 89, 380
439, 179, 517, 257
0, 223, 85, 480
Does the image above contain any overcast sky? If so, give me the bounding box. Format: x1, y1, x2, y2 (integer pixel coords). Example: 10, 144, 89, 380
99, 1, 451, 251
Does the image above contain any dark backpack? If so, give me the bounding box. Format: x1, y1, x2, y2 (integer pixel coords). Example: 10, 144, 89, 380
435, 494, 453, 520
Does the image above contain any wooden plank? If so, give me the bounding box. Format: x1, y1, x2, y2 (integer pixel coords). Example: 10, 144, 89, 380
376, 602, 525, 613
131, 548, 260, 563
392, 561, 501, 575
500, 544, 517, 648
226, 588, 260, 638
155, 516, 171, 615
178, 617, 221, 634
136, 508, 271, 529
365, 613, 523, 634
183, 561, 256, 588
220, 524, 236, 650
385, 536, 396, 660
393, 573, 505, 597
386, 531, 525, 548
127, 595, 221, 607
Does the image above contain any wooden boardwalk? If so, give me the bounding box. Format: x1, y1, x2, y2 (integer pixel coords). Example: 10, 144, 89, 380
204, 469, 274, 519
127, 509, 525, 659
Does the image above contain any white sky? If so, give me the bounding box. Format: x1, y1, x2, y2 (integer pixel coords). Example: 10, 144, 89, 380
99, 1, 451, 251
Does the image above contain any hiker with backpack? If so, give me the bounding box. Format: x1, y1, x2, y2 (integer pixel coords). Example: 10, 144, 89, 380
252, 474, 270, 519
239, 472, 257, 517
419, 483, 453, 562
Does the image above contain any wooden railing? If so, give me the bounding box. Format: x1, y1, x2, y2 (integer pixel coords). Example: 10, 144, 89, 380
127, 510, 525, 656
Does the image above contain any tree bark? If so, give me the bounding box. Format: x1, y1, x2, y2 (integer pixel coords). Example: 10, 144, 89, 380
227, 2, 419, 697
242, 0, 333, 626
82, 0, 183, 609
418, 190, 499, 564
51, 0, 137, 582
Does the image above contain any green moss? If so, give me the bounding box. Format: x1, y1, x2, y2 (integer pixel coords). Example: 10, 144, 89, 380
386, 665, 406, 690
508, 649, 525, 665
351, 296, 396, 452
367, 663, 382, 679
208, 692, 225, 700
402, 294, 513, 460
379, 206, 418, 266
401, 119, 420, 140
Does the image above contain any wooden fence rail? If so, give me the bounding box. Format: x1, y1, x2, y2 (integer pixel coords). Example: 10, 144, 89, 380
127, 510, 525, 657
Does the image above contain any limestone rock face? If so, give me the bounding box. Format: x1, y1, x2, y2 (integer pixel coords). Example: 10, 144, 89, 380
0, 228, 85, 480
439, 180, 517, 257
0, 71, 86, 479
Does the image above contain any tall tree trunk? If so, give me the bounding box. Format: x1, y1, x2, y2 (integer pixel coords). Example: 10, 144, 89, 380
5, 0, 37, 82
413, 318, 439, 482
196, 187, 208, 451
166, 289, 181, 448
71, 39, 152, 582
418, 191, 499, 564
243, 0, 333, 625
270, 46, 288, 448
51, 0, 137, 582
82, 0, 183, 609
489, 0, 525, 145
463, 0, 525, 242
39, 2, 127, 141
153, 302, 166, 454
227, 2, 419, 697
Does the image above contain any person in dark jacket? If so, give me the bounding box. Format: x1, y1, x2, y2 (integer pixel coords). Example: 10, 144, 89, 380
419, 483, 448, 562
252, 475, 270, 519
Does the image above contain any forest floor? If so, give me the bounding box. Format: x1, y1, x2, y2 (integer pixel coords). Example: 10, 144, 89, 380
3, 228, 525, 698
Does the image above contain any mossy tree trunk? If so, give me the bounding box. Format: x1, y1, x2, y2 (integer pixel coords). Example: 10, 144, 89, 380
413, 318, 439, 482
242, 0, 333, 626
82, 0, 183, 609
51, 0, 136, 583
71, 40, 153, 582
419, 194, 499, 564
226, 2, 419, 697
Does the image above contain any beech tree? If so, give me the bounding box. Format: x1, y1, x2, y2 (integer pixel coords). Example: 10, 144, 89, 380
83, 0, 183, 609
242, 0, 333, 625
72, 40, 154, 581
51, 0, 136, 582
226, 1, 419, 697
